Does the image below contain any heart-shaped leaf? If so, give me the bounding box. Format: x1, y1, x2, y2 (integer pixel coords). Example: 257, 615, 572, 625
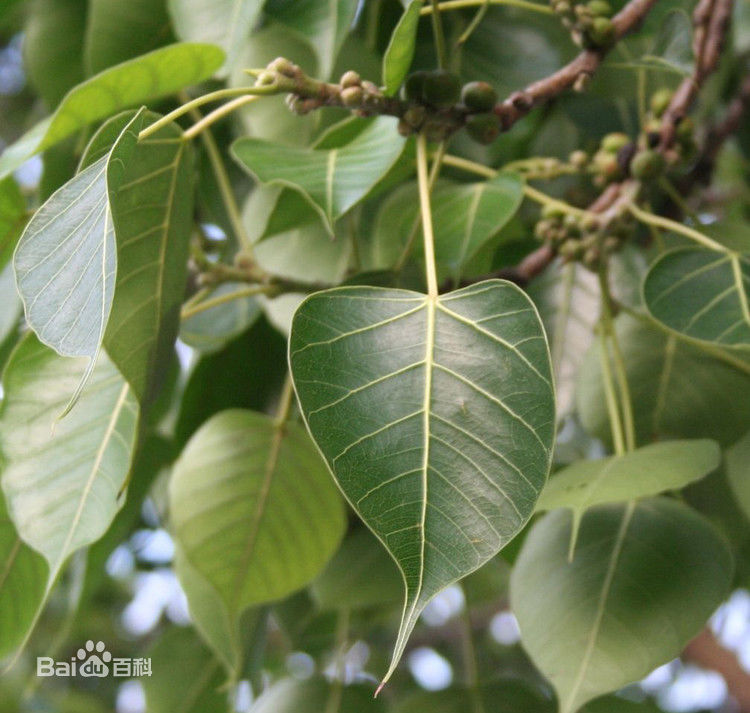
170, 409, 346, 616
643, 247, 750, 348
13, 111, 142, 368
511, 498, 732, 713
382, 0, 422, 96
0, 43, 224, 178
232, 116, 407, 233
289, 279, 555, 683
0, 334, 139, 582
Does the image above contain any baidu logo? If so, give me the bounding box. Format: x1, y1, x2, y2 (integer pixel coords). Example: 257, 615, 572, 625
37, 640, 151, 678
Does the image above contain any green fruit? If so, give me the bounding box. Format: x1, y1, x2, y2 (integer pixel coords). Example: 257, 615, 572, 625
676, 116, 695, 143
586, 16, 615, 47
402, 70, 429, 102
601, 132, 629, 154
650, 88, 673, 117
461, 81, 498, 113
542, 204, 566, 220
465, 113, 501, 144
630, 149, 666, 180
422, 70, 462, 108
587, 0, 612, 16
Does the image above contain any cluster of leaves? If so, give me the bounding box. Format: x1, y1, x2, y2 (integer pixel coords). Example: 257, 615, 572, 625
0, 1, 749, 713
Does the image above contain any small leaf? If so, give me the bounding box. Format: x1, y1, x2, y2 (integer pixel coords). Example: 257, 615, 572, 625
0, 43, 225, 178
643, 247, 750, 348
170, 409, 346, 615
0, 334, 139, 581
511, 498, 732, 713
14, 111, 142, 365
232, 116, 407, 232
168, 0, 263, 73
0, 488, 47, 660
0, 176, 26, 271
290, 280, 555, 683
249, 677, 385, 713
726, 430, 750, 523
382, 0, 422, 96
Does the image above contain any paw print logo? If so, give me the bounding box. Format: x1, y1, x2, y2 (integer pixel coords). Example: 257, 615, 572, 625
77, 640, 111, 677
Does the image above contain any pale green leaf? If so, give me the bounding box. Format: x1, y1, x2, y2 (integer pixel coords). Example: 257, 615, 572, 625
511, 498, 732, 713
13, 111, 142, 364
249, 677, 385, 713
168, 0, 263, 72
0, 262, 21, 349
382, 0, 422, 96
0, 177, 26, 272
0, 334, 139, 581
726, 430, 750, 522
0, 488, 47, 660
232, 116, 407, 232
577, 314, 750, 447
265, 0, 359, 79
643, 247, 750, 348
170, 409, 346, 616
289, 280, 555, 683
0, 43, 225, 178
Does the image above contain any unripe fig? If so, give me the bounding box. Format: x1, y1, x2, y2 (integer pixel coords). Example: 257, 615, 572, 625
650, 88, 673, 117
586, 16, 615, 47
569, 150, 589, 168
465, 113, 501, 144
587, 0, 612, 16
601, 132, 629, 154
402, 71, 429, 102
340, 70, 361, 88
422, 70, 462, 108
461, 81, 498, 112
630, 149, 665, 180
542, 204, 566, 220
341, 86, 364, 107
675, 116, 694, 143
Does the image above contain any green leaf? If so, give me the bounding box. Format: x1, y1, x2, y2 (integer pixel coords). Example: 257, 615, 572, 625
84, 0, 172, 74
0, 488, 47, 660
232, 116, 407, 232
643, 247, 750, 348
249, 677, 385, 713
581, 698, 663, 713
82, 111, 195, 403
539, 440, 720, 554
13, 111, 142, 368
0, 176, 26, 272
142, 627, 228, 713
0, 43, 225, 178
265, 0, 359, 79
0, 334, 139, 582
577, 314, 750, 447
0, 263, 21, 350
168, 0, 263, 73
23, 0, 86, 107
726, 430, 750, 522
289, 280, 555, 683
382, 0, 422, 96
511, 498, 732, 713
170, 409, 346, 615
311, 528, 403, 611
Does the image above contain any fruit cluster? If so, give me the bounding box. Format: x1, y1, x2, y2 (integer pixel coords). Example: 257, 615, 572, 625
550, 0, 616, 49
398, 70, 502, 144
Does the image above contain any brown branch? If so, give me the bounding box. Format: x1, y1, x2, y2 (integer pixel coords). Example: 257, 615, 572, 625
683, 627, 750, 712
495, 0, 659, 130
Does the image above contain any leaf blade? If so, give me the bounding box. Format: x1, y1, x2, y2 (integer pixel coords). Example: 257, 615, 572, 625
382, 0, 422, 96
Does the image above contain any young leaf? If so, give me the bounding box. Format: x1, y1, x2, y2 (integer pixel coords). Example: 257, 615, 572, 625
250, 677, 386, 713
382, 0, 422, 96
232, 116, 407, 233
0, 334, 139, 582
511, 498, 732, 713
643, 247, 750, 348
82, 110, 195, 403
170, 409, 346, 615
0, 43, 225, 178
168, 0, 264, 73
289, 280, 555, 684
0, 488, 47, 660
0, 176, 26, 271
577, 314, 750, 447
13, 110, 143, 367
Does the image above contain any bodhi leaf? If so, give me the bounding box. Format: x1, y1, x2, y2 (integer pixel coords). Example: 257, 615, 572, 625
80, 110, 195, 403
538, 439, 720, 556
0, 488, 47, 660
382, 0, 422, 96
0, 334, 139, 584
511, 498, 732, 713
170, 409, 346, 616
0, 176, 26, 271
289, 280, 555, 684
250, 677, 385, 713
232, 116, 407, 233
0, 43, 224, 178
168, 0, 263, 73
13, 111, 143, 381
643, 247, 750, 348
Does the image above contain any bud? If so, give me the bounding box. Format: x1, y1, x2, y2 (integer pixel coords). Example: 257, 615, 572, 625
461, 81, 498, 113
340, 86, 364, 107
465, 113, 501, 144
542, 204, 566, 220
255, 71, 276, 87
601, 132, 629, 154
268, 57, 297, 78
569, 149, 589, 168
340, 70, 361, 89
